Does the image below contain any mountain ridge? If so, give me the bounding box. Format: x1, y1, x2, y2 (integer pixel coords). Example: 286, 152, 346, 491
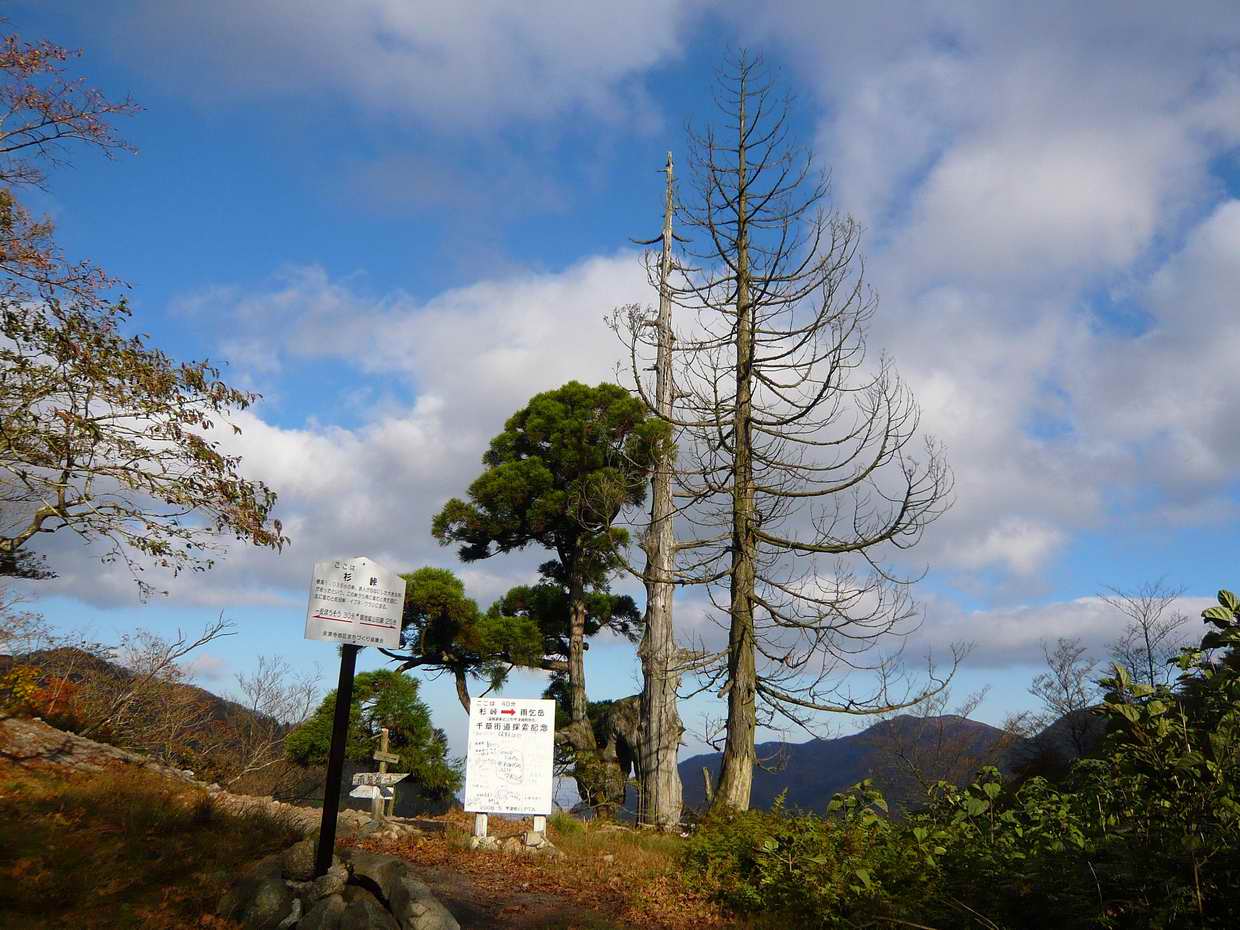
679, 714, 1030, 812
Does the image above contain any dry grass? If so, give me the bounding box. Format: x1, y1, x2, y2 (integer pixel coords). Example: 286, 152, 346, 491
357, 813, 734, 930
0, 760, 302, 930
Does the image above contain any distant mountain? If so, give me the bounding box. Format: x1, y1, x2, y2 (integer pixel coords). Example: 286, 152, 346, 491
680, 714, 1025, 813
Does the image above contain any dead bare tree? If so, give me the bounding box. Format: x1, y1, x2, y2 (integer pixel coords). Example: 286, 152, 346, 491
1101, 579, 1189, 689
73, 617, 234, 757
617, 51, 955, 811
1029, 636, 1099, 760
206, 655, 321, 796
629, 153, 687, 830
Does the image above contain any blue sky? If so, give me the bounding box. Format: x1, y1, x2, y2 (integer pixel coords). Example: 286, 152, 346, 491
12, 2, 1240, 761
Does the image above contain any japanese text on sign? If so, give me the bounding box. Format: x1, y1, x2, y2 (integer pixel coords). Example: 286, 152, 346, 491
464, 697, 555, 816
304, 557, 405, 649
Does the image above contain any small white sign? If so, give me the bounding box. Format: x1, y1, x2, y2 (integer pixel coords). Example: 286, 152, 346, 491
304, 557, 405, 649
349, 785, 395, 800
464, 697, 555, 816
352, 772, 408, 787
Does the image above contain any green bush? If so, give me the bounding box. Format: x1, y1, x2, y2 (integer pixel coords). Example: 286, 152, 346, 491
685, 587, 1240, 929
684, 785, 931, 927
549, 810, 584, 836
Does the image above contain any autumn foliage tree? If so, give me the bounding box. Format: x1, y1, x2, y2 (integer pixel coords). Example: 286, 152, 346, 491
0, 29, 286, 594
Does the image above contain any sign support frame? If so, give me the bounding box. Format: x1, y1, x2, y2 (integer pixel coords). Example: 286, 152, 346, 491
314, 643, 359, 877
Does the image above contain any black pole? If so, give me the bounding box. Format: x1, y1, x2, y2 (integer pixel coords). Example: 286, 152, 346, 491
314, 643, 359, 877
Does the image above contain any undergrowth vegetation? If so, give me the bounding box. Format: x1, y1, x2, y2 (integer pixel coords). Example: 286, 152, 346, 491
0, 764, 302, 930
683, 589, 1240, 929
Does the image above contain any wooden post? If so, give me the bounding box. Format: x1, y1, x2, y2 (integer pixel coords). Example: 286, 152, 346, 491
473, 813, 488, 838
371, 727, 390, 822
315, 644, 359, 878
373, 727, 401, 820
702, 767, 714, 804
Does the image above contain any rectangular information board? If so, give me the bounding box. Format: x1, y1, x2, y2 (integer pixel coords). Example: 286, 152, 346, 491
464, 697, 555, 816
304, 556, 405, 649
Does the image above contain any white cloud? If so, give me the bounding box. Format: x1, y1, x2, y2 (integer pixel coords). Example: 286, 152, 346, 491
950, 519, 1066, 578
81, 0, 704, 130
913, 593, 1213, 669
30, 253, 652, 609
184, 653, 231, 684
25, 2, 1240, 672
709, 1, 1240, 587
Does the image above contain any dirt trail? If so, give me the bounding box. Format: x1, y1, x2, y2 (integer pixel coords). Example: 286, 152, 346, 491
415, 862, 612, 930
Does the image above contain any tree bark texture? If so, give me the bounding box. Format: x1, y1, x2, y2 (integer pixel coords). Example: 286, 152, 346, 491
637, 152, 686, 830
713, 78, 759, 812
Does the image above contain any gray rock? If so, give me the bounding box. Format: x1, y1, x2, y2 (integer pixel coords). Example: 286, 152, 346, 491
340, 848, 405, 905
282, 835, 323, 881
244, 853, 286, 882
216, 875, 296, 930
340, 886, 400, 930
276, 897, 302, 929
300, 893, 346, 930
311, 862, 350, 900
389, 875, 460, 930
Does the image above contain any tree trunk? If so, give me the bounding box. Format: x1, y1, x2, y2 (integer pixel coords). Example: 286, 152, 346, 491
568, 572, 590, 726
562, 564, 617, 816
638, 152, 685, 831
713, 81, 758, 812
557, 697, 638, 820
453, 666, 471, 714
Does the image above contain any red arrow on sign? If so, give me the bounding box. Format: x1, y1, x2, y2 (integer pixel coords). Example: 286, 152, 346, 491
500, 709, 515, 715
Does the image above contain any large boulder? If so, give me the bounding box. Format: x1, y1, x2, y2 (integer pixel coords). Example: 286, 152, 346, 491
281, 836, 320, 882
339, 848, 405, 906
300, 893, 346, 930
216, 875, 296, 930
340, 886, 400, 930
389, 874, 460, 930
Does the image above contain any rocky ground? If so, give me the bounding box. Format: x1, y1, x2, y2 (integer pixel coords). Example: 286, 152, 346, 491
0, 717, 424, 842
0, 717, 657, 930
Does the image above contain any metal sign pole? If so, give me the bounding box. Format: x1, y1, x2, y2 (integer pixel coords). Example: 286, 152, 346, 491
314, 643, 360, 877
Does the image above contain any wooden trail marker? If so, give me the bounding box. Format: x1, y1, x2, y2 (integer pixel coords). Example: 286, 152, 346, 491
369, 728, 398, 821
352, 772, 408, 787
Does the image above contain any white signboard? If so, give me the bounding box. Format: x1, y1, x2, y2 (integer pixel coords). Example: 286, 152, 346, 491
349, 785, 395, 800
304, 557, 405, 649
352, 772, 408, 787
464, 697, 555, 816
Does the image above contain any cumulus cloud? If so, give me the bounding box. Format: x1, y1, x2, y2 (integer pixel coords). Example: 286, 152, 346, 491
31, 253, 653, 609
183, 653, 232, 684
704, 0, 1240, 589
26, 3, 1240, 673
76, 0, 703, 130
911, 593, 1214, 669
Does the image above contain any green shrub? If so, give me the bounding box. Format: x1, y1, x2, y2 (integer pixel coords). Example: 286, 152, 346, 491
685, 588, 1240, 930
683, 785, 932, 927
549, 810, 584, 836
